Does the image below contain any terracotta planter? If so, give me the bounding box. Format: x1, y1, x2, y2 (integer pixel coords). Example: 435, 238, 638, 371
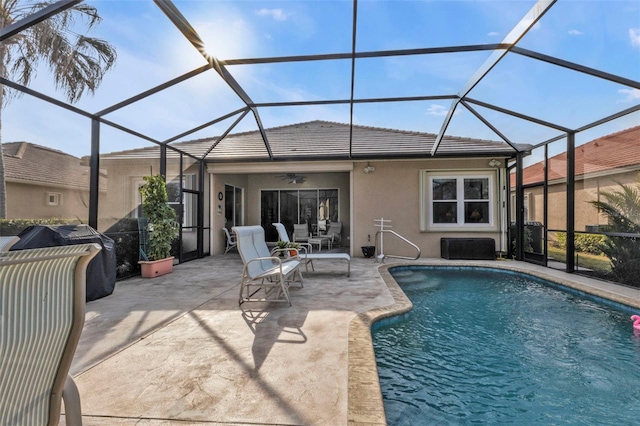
139, 257, 174, 278
288, 249, 298, 257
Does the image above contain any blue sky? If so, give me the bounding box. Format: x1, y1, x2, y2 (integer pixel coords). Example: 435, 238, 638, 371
3, 0, 639, 158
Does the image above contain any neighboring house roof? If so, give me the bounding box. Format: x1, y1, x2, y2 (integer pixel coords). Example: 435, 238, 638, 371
517, 126, 640, 186
100, 120, 530, 161
2, 142, 107, 190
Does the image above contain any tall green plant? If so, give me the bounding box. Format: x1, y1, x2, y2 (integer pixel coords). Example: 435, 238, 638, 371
0, 1, 117, 217
589, 178, 640, 286
139, 175, 178, 261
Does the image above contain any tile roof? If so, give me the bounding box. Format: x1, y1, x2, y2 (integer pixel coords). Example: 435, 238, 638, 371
518, 125, 640, 186
101, 120, 529, 161
2, 142, 106, 190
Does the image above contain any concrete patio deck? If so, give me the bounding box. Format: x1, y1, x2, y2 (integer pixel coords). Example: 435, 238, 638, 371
61, 255, 640, 425
63, 253, 399, 426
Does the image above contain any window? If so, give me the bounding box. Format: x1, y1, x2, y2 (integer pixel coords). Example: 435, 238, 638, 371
225, 184, 243, 228
47, 192, 61, 206
510, 192, 531, 222
421, 171, 497, 231
134, 175, 194, 224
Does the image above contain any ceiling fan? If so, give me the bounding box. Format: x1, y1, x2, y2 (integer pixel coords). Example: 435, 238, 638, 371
277, 173, 306, 184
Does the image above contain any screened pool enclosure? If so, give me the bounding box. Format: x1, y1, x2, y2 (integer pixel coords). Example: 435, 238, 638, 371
1, 0, 638, 284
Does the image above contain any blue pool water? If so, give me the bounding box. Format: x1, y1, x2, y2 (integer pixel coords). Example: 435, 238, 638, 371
373, 266, 640, 425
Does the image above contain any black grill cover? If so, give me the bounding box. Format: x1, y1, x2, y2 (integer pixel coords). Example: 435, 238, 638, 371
11, 224, 117, 301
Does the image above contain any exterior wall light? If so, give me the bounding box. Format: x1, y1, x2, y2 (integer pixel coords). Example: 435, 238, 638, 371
363, 163, 376, 174
488, 159, 501, 167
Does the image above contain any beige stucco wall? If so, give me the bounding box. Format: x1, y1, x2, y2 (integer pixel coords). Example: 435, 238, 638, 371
99, 156, 512, 259
98, 157, 201, 231
98, 158, 162, 231
211, 173, 249, 254
352, 158, 506, 258
6, 181, 90, 221
520, 169, 639, 233
208, 158, 508, 258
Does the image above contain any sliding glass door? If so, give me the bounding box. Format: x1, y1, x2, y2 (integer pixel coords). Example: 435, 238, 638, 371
261, 189, 338, 241
225, 184, 243, 228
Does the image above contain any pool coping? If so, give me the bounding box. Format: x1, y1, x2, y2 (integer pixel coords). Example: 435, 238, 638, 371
346, 259, 640, 426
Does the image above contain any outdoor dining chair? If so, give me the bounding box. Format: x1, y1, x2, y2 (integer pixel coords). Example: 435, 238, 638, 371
223, 227, 237, 254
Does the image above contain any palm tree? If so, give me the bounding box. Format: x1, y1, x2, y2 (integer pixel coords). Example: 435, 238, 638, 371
0, 1, 116, 218
590, 176, 640, 287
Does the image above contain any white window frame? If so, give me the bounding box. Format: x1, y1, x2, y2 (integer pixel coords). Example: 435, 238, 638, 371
47, 192, 62, 206
421, 170, 498, 231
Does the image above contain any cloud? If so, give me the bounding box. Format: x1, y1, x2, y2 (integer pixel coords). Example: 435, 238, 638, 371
618, 88, 640, 102
487, 31, 500, 37
568, 29, 583, 36
256, 8, 288, 21
630, 28, 640, 48
425, 105, 449, 117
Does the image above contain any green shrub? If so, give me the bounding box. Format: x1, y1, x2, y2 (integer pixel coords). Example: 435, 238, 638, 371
589, 178, 640, 287
0, 218, 81, 235
554, 232, 605, 255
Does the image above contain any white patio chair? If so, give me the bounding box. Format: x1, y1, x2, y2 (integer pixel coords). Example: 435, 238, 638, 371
326, 222, 343, 246
0, 243, 101, 426
292, 224, 310, 243
223, 227, 237, 255
273, 223, 351, 276
233, 225, 303, 306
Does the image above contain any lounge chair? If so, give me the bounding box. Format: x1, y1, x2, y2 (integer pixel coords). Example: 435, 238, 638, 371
0, 243, 101, 426
273, 223, 350, 276
223, 227, 237, 255
233, 225, 303, 306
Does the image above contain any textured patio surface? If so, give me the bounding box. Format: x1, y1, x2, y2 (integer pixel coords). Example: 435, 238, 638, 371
61, 255, 640, 425
63, 253, 397, 426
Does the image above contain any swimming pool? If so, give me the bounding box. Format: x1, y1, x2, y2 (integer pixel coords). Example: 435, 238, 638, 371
373, 266, 640, 425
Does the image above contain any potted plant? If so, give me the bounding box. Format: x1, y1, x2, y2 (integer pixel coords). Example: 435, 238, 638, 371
274, 240, 300, 258
286, 242, 300, 257
138, 174, 179, 277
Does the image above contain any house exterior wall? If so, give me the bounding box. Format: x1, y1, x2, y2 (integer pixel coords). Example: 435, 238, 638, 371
211, 173, 249, 254
519, 169, 639, 233
6, 181, 90, 221
96, 154, 512, 259
97, 157, 200, 231
208, 158, 507, 258
353, 158, 506, 258
208, 170, 351, 255
98, 159, 162, 231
